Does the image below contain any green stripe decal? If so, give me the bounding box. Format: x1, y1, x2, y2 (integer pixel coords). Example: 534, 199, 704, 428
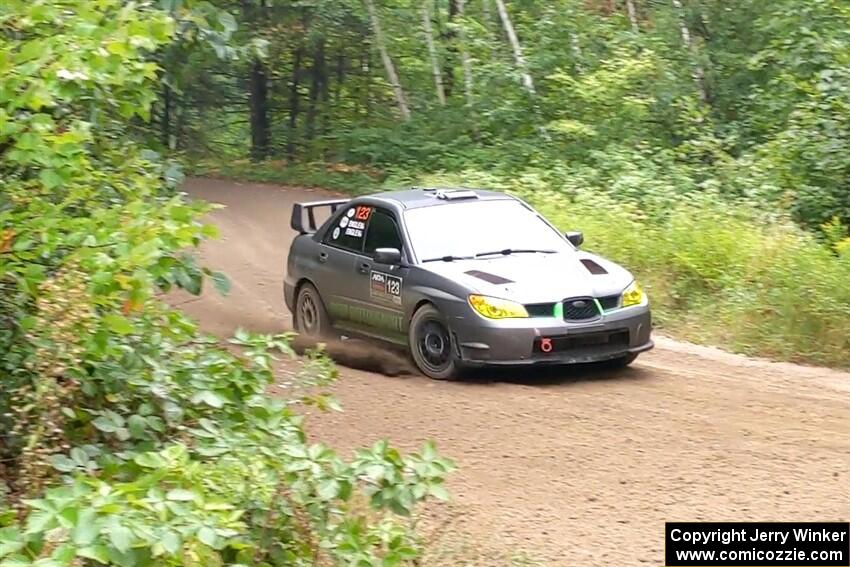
553, 302, 563, 318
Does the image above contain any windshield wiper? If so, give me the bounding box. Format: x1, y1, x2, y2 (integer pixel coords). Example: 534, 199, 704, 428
474, 248, 556, 258
422, 254, 474, 263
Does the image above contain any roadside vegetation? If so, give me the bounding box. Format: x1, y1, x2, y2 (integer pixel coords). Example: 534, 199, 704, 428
0, 2, 451, 565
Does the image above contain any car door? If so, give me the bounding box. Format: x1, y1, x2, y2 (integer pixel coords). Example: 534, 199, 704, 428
315, 204, 372, 327
352, 207, 409, 343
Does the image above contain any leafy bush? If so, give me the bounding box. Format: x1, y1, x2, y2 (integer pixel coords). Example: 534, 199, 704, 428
0, 2, 452, 565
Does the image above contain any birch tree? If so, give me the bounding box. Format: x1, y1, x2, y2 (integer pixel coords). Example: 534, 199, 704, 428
364, 0, 411, 120
671, 0, 708, 103
494, 0, 536, 95
457, 0, 475, 108
421, 0, 446, 105
625, 0, 639, 33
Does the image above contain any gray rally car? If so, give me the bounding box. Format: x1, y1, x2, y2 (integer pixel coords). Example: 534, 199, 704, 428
284, 187, 653, 379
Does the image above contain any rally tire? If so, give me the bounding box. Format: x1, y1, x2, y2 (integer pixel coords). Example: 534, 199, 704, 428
409, 304, 463, 381
294, 282, 331, 339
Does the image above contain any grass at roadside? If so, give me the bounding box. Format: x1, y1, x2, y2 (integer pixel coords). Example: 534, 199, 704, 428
185, 159, 850, 369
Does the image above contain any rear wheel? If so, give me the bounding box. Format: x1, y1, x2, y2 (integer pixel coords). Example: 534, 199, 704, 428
294, 282, 330, 338
409, 304, 463, 380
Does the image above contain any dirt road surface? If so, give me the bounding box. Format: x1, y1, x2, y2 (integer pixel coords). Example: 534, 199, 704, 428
174, 177, 850, 566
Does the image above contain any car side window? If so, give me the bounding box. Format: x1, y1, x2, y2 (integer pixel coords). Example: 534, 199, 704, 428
323, 204, 373, 254
364, 209, 403, 257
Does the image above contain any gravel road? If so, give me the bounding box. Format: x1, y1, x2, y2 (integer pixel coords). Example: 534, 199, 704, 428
173, 177, 850, 566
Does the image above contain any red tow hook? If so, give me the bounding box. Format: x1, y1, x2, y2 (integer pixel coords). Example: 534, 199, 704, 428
540, 337, 553, 353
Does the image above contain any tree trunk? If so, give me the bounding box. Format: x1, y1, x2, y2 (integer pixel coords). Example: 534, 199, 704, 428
364, 0, 411, 121
306, 39, 326, 141
287, 46, 304, 160
442, 0, 459, 98
570, 32, 583, 73
248, 58, 271, 161
671, 0, 708, 103
457, 0, 474, 108
625, 0, 639, 33
494, 0, 535, 95
422, 1, 446, 105
334, 53, 346, 106
161, 82, 172, 149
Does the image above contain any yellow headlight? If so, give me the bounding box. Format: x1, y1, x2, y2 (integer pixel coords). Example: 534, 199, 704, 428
621, 280, 646, 307
468, 295, 529, 319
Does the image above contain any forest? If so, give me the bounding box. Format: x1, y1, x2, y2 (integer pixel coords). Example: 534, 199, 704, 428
1, 0, 849, 565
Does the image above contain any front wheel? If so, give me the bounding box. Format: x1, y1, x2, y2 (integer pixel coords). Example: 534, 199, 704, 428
408, 304, 463, 380
294, 282, 331, 338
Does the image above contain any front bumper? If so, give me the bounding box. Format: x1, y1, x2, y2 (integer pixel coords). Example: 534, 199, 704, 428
450, 304, 653, 366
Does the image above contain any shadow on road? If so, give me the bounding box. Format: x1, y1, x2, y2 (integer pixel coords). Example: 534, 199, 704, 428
292, 334, 655, 387
457, 361, 653, 387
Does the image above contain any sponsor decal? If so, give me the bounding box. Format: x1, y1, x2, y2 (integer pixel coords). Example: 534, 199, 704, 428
370, 270, 402, 305
332, 227, 340, 239
339, 211, 369, 239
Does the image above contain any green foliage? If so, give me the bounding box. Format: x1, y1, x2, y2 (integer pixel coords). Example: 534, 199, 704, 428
1, 1, 452, 564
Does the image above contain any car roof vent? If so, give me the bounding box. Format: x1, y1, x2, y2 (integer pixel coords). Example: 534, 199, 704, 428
434, 189, 479, 201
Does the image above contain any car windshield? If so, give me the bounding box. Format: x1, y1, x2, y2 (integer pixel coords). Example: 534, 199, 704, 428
403, 199, 572, 261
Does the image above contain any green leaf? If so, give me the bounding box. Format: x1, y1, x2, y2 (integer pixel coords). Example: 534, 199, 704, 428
218, 12, 237, 33
196, 527, 217, 548
91, 417, 118, 433
107, 525, 133, 554
190, 390, 225, 408
133, 452, 165, 469
0, 527, 25, 558
317, 479, 339, 500
70, 448, 88, 466
160, 531, 181, 555
428, 483, 450, 501
210, 271, 230, 295
25, 511, 56, 534
127, 414, 147, 438
49, 454, 77, 473
72, 509, 99, 545
76, 545, 110, 564
38, 169, 63, 189
103, 314, 134, 335
165, 489, 196, 502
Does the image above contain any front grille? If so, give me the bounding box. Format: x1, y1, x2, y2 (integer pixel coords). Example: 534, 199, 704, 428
562, 297, 599, 321
598, 295, 620, 311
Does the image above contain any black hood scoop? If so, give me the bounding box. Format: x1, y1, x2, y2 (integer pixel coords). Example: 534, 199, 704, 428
580, 259, 608, 275
465, 270, 514, 285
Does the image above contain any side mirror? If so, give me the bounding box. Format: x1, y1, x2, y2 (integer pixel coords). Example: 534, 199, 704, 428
374, 247, 402, 265
565, 231, 584, 248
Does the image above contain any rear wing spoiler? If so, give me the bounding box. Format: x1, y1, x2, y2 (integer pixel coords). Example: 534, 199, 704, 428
291, 198, 350, 234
